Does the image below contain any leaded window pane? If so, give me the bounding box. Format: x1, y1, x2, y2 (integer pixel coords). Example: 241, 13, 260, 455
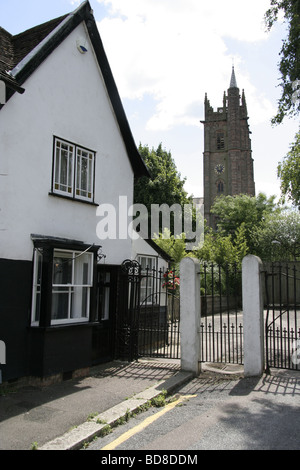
53, 138, 95, 201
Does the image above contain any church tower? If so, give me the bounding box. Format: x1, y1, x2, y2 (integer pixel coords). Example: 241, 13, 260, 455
201, 67, 255, 228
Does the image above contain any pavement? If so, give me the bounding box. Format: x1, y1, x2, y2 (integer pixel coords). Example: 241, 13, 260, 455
0, 359, 192, 450
0, 359, 299, 451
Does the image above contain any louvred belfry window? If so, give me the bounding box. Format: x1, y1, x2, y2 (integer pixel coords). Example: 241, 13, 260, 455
216, 179, 224, 193
217, 133, 225, 150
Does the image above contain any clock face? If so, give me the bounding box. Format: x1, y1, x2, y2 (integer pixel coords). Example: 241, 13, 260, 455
214, 164, 225, 175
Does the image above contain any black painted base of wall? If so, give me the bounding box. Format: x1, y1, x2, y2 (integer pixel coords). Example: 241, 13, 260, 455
0, 258, 114, 383
29, 324, 94, 378
0, 258, 32, 381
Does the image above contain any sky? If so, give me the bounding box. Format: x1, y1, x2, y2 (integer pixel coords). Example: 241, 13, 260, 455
1, 0, 299, 201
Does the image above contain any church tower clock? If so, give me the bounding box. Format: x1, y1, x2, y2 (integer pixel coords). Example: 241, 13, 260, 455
201, 67, 255, 228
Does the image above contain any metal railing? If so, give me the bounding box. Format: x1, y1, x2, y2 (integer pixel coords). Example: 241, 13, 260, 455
116, 261, 180, 361
199, 262, 243, 365
264, 262, 300, 371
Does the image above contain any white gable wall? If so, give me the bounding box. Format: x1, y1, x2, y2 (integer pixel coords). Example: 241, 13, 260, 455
132, 235, 169, 273
0, 22, 134, 264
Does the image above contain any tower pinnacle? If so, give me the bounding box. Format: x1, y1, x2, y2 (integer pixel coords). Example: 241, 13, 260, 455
229, 66, 238, 88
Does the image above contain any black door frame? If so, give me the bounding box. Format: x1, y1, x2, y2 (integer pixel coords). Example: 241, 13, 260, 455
92, 264, 119, 364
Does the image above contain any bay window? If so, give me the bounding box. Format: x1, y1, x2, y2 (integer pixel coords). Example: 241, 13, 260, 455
31, 240, 98, 327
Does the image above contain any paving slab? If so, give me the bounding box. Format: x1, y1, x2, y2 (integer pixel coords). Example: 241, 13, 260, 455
0, 359, 191, 450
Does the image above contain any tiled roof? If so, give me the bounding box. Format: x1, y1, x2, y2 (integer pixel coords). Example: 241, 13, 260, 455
0, 15, 67, 96
0, 28, 13, 74
13, 16, 68, 70
0, 1, 149, 178
0, 16, 67, 76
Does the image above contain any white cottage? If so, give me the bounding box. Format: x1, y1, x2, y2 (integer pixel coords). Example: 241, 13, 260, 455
0, 1, 169, 381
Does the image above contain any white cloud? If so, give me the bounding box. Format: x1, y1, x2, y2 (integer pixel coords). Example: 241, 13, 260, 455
96, 0, 273, 131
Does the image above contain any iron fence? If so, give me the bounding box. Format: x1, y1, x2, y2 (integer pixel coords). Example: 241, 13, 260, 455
264, 262, 300, 371
116, 261, 180, 361
137, 267, 180, 359
117, 260, 245, 365
199, 262, 244, 365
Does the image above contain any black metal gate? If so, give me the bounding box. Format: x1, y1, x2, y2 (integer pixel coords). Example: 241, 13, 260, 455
264, 262, 300, 371
115, 260, 141, 361
116, 260, 180, 361
200, 263, 243, 365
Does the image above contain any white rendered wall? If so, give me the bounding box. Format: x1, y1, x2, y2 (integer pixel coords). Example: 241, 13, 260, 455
131, 235, 169, 273
0, 23, 134, 265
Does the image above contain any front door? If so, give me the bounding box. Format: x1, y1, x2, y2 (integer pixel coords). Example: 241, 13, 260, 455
92, 265, 119, 364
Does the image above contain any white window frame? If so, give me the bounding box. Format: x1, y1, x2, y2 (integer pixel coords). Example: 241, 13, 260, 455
51, 249, 93, 325
53, 137, 95, 202
31, 248, 43, 326
138, 256, 156, 305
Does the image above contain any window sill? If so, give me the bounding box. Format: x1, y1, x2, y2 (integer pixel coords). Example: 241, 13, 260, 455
49, 192, 99, 207
29, 321, 100, 331
140, 303, 161, 308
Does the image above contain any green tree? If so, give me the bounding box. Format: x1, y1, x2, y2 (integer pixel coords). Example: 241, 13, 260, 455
134, 143, 193, 236
252, 209, 300, 260
264, 0, 300, 124
195, 223, 249, 268
193, 224, 248, 296
210, 193, 279, 251
153, 229, 189, 273
277, 130, 300, 207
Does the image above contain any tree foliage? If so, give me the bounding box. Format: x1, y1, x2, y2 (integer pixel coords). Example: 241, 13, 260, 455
153, 229, 189, 273
277, 130, 300, 207
264, 0, 300, 124
195, 223, 249, 269
134, 143, 192, 236
134, 143, 191, 207
252, 209, 300, 260
210, 193, 279, 251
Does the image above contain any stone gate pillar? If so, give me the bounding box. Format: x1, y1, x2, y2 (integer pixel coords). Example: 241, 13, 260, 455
180, 257, 201, 376
242, 255, 264, 377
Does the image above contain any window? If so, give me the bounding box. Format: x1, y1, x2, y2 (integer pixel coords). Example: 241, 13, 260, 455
53, 137, 95, 202
216, 179, 224, 194
31, 247, 94, 326
217, 132, 225, 150
51, 250, 93, 324
138, 256, 156, 305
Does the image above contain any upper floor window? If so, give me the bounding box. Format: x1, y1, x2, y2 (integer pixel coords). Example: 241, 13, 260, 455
52, 137, 95, 202
216, 132, 225, 150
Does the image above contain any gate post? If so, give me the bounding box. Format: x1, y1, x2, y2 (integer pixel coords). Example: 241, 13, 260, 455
180, 257, 201, 376
242, 255, 264, 377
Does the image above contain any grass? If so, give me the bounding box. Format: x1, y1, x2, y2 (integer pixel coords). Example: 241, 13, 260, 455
81, 390, 171, 449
